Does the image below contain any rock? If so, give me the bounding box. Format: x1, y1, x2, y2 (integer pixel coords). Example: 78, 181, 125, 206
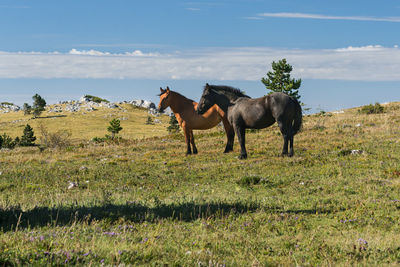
351, 150, 363, 155
68, 181, 78, 189
130, 99, 156, 110
79, 166, 88, 171
0, 103, 20, 113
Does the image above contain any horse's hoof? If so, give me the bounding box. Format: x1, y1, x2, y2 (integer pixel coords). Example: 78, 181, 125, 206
193, 150, 198, 154
281, 152, 288, 157
237, 154, 247, 160
224, 147, 233, 153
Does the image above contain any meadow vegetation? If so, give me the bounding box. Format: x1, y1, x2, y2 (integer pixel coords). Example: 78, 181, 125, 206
0, 102, 400, 265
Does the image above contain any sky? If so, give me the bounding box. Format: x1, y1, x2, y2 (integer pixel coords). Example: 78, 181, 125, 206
0, 0, 400, 112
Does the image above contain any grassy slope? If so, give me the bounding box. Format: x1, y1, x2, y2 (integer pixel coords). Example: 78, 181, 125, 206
0, 103, 400, 265
0, 104, 169, 141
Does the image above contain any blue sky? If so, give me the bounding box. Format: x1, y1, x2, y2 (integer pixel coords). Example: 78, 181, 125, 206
1, 0, 399, 112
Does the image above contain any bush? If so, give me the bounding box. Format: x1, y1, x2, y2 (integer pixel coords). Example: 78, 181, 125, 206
145, 116, 154, 125
358, 103, 385, 114
84, 95, 109, 103
237, 176, 262, 186
0, 102, 14, 106
38, 124, 71, 149
0, 133, 17, 149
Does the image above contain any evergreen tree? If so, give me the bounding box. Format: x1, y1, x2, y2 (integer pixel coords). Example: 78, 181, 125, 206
107, 119, 123, 139
0, 133, 16, 149
32, 94, 46, 118
261, 59, 302, 101
167, 114, 180, 133
20, 124, 36, 146
145, 116, 154, 125
23, 103, 32, 115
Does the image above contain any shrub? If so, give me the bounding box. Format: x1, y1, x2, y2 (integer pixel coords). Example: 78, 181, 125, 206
0, 102, 14, 106
358, 103, 385, 114
237, 176, 262, 186
84, 95, 109, 103
145, 116, 154, 125
38, 124, 71, 149
0, 133, 17, 149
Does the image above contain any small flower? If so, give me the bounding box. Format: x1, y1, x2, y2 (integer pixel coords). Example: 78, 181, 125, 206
358, 238, 368, 245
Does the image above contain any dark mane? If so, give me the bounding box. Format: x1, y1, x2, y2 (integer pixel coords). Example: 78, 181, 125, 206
206, 84, 250, 99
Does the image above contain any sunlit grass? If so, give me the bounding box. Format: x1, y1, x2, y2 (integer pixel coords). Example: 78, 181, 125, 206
1, 102, 400, 265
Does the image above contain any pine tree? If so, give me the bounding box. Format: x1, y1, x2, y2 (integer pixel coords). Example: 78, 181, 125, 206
32, 94, 46, 118
167, 114, 180, 133
20, 124, 36, 146
0, 133, 16, 149
261, 59, 302, 101
107, 119, 123, 139
23, 103, 32, 115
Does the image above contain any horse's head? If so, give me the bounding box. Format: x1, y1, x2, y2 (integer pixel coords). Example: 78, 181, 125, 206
196, 83, 215, 115
158, 86, 171, 113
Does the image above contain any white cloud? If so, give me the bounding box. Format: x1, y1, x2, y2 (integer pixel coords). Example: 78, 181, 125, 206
186, 7, 200, 11
0, 46, 400, 81
257, 12, 400, 23
335, 45, 384, 52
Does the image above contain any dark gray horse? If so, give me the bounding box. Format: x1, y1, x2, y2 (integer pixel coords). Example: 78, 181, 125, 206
196, 84, 302, 159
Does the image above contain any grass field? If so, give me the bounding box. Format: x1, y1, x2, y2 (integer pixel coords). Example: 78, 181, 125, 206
1, 102, 400, 265
0, 104, 169, 142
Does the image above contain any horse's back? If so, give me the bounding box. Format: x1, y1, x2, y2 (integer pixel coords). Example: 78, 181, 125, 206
182, 101, 221, 130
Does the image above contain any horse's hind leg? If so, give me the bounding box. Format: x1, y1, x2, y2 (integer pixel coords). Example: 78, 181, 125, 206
190, 130, 198, 154
289, 135, 294, 157
278, 120, 289, 156
222, 118, 234, 153
234, 124, 247, 159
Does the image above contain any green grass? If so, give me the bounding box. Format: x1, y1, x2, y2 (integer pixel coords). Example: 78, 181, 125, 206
1, 102, 400, 265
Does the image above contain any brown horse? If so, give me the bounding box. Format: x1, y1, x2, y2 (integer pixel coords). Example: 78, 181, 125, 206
158, 87, 234, 155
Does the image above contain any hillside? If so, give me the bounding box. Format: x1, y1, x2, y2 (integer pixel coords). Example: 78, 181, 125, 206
0, 102, 400, 265
0, 101, 170, 142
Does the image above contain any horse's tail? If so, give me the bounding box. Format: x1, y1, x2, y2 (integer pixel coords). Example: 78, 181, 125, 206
292, 97, 302, 136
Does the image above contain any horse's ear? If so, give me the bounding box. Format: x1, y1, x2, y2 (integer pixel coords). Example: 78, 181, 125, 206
166, 87, 170, 92
160, 87, 165, 93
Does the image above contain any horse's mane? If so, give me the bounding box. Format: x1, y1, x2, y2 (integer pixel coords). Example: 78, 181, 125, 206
159, 89, 195, 102
206, 84, 250, 99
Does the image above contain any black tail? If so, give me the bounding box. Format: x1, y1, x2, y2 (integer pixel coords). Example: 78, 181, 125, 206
292, 98, 302, 135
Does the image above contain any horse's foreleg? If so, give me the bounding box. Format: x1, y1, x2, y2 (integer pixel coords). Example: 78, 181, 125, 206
183, 126, 192, 155
234, 124, 247, 159
190, 130, 198, 154
222, 118, 234, 153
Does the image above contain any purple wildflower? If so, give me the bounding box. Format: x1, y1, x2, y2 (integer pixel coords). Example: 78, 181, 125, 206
358, 238, 368, 245
103, 231, 118, 236
100, 259, 104, 263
